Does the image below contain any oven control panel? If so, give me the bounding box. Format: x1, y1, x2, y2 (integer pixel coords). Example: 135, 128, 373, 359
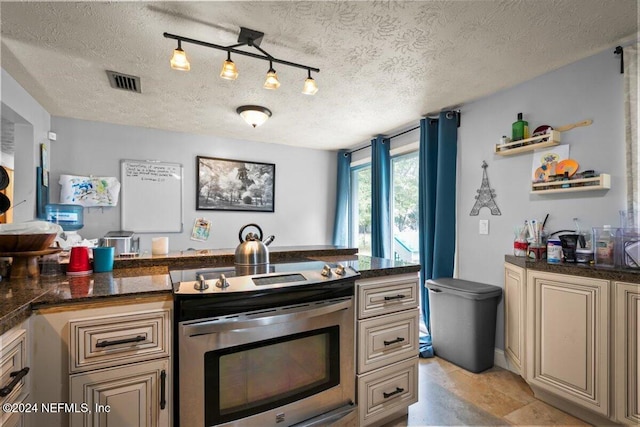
172, 262, 360, 295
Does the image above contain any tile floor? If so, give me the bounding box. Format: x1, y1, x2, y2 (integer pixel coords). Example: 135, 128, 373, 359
384, 357, 591, 426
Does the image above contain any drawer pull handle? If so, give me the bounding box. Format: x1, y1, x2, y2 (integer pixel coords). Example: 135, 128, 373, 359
384, 294, 406, 301
0, 367, 30, 397
383, 387, 404, 399
96, 335, 146, 348
383, 337, 405, 346
160, 370, 167, 410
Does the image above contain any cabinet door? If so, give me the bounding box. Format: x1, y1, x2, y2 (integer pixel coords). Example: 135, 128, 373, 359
504, 262, 526, 375
69, 358, 170, 427
526, 271, 609, 416
614, 281, 640, 425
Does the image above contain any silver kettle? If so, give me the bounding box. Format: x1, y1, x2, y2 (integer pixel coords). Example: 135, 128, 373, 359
235, 223, 275, 266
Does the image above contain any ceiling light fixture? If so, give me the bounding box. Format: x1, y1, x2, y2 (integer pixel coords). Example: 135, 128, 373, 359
220, 51, 238, 80
237, 105, 272, 128
170, 40, 190, 71
302, 69, 319, 95
164, 27, 319, 94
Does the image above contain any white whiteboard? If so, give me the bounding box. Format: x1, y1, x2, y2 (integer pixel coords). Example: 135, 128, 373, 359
121, 160, 183, 233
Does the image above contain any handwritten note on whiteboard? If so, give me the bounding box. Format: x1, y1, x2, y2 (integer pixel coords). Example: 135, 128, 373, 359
121, 160, 183, 233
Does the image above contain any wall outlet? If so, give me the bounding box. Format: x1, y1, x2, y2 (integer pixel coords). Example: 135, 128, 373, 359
479, 219, 489, 235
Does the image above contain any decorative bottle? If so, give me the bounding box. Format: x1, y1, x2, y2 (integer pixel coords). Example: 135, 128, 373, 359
512, 113, 529, 141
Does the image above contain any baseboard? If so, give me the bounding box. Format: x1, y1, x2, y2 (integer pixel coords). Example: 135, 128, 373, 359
493, 348, 521, 374
493, 348, 508, 370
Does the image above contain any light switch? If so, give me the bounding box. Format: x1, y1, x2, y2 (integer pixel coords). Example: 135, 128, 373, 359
479, 219, 489, 235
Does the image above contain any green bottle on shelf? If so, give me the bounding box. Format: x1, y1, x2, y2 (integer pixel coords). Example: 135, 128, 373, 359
512, 113, 529, 141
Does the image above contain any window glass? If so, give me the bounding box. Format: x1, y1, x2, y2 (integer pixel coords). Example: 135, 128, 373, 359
350, 165, 371, 255
391, 151, 419, 263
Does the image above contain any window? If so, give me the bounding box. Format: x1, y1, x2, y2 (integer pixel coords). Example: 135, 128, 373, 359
349, 147, 419, 259
392, 151, 419, 263
350, 165, 371, 255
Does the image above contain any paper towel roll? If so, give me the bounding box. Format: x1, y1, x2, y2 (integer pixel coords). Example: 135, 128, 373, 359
152, 237, 169, 255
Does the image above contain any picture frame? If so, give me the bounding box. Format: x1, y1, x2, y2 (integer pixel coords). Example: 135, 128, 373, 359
196, 156, 275, 212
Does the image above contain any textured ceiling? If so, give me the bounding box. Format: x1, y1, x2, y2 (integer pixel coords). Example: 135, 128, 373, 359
0, 1, 637, 150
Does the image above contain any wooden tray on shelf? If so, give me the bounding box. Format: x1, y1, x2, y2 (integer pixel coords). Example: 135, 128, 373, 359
495, 130, 561, 156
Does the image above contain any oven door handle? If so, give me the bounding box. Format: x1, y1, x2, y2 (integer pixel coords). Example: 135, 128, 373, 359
181, 298, 352, 337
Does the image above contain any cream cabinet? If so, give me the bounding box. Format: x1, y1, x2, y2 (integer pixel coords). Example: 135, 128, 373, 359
505, 264, 640, 425
526, 270, 609, 417
356, 273, 419, 427
614, 281, 640, 426
503, 262, 526, 375
31, 297, 172, 427
69, 358, 169, 427
0, 325, 30, 427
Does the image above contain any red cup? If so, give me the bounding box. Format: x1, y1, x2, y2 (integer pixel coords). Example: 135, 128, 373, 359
67, 246, 92, 274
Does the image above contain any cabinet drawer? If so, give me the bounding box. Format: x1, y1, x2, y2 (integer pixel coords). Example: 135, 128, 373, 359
357, 357, 418, 426
69, 309, 170, 373
0, 329, 28, 406
357, 274, 419, 319
358, 308, 419, 374
1, 393, 28, 427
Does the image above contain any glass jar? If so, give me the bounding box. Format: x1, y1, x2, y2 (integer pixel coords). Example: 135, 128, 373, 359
514, 238, 528, 257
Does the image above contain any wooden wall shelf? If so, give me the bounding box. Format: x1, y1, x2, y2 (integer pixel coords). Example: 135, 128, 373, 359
531, 174, 610, 194
495, 130, 561, 156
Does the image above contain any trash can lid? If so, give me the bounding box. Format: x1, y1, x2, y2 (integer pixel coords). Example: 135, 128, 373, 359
426, 277, 502, 300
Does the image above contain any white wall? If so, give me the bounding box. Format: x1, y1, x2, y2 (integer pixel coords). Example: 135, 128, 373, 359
50, 117, 337, 253
1, 69, 52, 221
457, 48, 625, 349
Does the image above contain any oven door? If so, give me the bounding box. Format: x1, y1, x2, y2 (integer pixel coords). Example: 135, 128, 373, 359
178, 296, 355, 427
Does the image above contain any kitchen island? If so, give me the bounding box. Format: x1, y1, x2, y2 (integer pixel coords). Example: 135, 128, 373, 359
0, 247, 418, 334
0, 248, 419, 427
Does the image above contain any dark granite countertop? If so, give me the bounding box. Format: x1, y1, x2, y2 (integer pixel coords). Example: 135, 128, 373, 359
505, 255, 640, 283
111, 245, 358, 270
0, 249, 418, 335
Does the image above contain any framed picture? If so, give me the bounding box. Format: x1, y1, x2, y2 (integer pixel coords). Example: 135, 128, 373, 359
197, 156, 275, 212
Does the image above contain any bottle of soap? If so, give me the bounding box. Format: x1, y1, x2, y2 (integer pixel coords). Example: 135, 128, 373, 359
512, 113, 529, 141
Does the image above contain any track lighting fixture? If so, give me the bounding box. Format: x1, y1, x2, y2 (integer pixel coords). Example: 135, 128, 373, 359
220, 51, 238, 80
237, 105, 272, 128
164, 27, 319, 94
170, 40, 190, 71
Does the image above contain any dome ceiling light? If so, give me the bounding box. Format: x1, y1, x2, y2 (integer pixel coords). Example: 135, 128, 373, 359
164, 27, 319, 94
236, 105, 272, 128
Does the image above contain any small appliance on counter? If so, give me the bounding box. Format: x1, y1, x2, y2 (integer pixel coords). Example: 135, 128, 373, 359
101, 231, 139, 256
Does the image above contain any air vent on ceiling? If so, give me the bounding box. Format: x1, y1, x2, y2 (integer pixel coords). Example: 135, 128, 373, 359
106, 70, 142, 93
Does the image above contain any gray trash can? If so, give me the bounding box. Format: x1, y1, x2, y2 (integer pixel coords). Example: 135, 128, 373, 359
426, 277, 502, 373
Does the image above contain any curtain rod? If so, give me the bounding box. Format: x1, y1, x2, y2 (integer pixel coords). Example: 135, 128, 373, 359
346, 125, 420, 155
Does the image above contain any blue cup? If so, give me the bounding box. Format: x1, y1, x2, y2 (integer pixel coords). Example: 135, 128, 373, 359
93, 246, 115, 273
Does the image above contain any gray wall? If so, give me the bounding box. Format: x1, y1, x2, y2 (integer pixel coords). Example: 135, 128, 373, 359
457, 48, 625, 350
49, 117, 337, 253
1, 69, 52, 222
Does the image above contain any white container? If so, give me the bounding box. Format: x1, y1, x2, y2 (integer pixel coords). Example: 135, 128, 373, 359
547, 238, 562, 264
151, 237, 169, 255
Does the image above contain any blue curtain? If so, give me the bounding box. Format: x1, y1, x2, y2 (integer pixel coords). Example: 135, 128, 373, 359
332, 150, 351, 246
418, 112, 458, 358
371, 136, 391, 258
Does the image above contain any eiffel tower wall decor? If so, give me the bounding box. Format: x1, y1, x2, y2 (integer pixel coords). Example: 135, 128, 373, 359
470, 161, 501, 216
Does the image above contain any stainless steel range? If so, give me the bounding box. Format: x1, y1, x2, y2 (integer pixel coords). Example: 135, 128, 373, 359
171, 261, 360, 427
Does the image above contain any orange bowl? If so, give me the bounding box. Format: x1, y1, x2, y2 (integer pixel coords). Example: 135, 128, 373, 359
0, 233, 57, 252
